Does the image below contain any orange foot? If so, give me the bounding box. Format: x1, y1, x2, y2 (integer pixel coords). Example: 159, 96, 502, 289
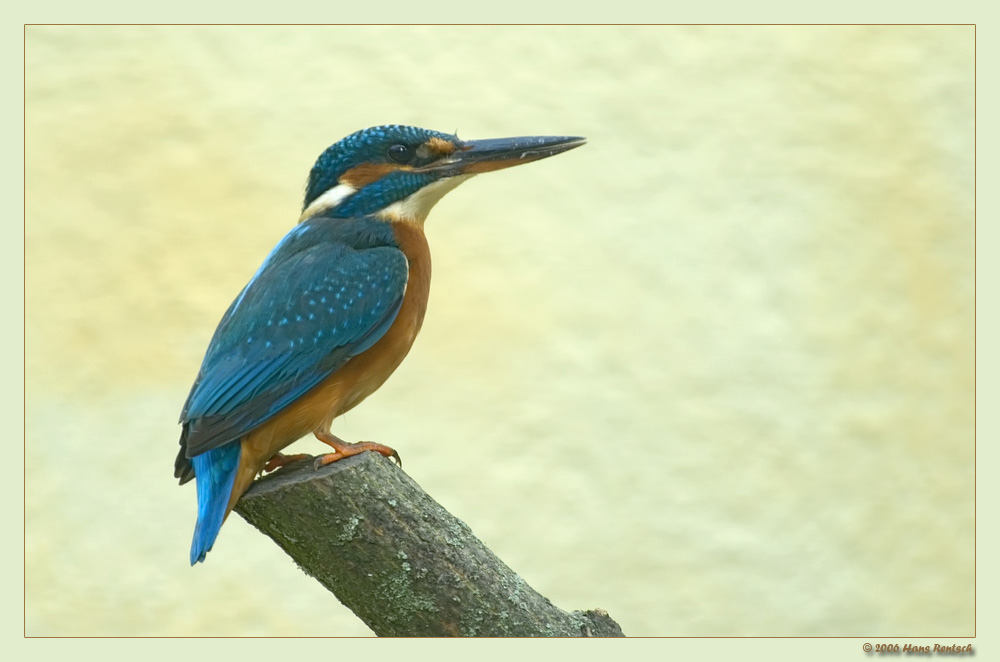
263, 452, 312, 473
313, 430, 401, 469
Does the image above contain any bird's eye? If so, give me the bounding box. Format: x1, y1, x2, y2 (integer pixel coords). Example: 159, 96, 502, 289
386, 143, 415, 164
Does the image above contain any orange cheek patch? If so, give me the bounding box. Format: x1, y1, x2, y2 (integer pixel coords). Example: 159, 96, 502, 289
339, 163, 399, 188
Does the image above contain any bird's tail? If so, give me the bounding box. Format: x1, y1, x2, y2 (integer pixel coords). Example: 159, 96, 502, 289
189, 442, 242, 565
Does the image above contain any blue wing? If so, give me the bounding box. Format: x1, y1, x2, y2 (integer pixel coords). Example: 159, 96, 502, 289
178, 222, 408, 464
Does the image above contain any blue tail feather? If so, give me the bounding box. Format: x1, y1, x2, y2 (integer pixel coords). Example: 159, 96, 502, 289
190, 443, 241, 565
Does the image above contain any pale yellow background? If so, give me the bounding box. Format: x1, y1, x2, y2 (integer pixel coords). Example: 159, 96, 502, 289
25, 25, 974, 636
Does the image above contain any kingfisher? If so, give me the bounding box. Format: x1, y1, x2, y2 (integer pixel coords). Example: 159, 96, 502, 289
174, 125, 585, 564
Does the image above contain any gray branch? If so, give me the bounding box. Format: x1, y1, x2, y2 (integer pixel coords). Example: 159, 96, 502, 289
234, 452, 625, 637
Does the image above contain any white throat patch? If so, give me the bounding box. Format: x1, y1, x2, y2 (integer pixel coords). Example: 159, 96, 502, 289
376, 174, 475, 225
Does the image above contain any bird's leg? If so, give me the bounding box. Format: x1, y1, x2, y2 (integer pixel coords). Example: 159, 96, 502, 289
262, 452, 312, 474
313, 430, 401, 468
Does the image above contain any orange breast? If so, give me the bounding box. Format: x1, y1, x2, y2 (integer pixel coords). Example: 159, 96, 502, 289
225, 223, 432, 513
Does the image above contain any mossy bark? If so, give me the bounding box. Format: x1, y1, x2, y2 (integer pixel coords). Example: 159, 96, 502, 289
234, 452, 624, 637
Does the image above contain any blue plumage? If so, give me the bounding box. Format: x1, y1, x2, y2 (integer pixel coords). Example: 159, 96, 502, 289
190, 443, 241, 564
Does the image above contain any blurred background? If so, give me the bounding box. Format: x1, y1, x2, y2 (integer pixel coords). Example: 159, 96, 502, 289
25, 25, 973, 636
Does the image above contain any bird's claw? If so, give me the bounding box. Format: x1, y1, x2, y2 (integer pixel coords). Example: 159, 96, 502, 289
311, 443, 402, 470
313, 453, 340, 470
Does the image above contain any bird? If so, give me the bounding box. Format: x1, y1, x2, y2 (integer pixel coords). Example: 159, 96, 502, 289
174, 125, 585, 564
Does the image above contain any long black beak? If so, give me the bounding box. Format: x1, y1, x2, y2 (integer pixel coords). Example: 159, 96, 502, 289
419, 134, 586, 176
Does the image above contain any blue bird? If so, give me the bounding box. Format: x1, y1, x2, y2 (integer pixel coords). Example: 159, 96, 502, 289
175, 125, 585, 564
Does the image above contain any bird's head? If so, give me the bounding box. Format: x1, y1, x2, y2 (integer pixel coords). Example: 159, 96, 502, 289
300, 125, 585, 225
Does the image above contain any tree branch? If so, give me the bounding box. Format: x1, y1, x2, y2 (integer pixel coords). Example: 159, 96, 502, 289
234, 452, 624, 637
